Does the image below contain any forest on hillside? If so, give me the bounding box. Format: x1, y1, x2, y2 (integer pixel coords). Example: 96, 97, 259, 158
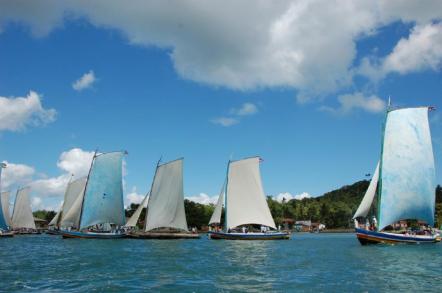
35, 182, 442, 230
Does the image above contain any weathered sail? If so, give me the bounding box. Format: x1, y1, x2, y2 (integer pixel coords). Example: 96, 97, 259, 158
125, 192, 149, 227
48, 210, 61, 226
12, 187, 36, 229
0, 191, 12, 229
208, 182, 225, 225
225, 157, 276, 230
352, 162, 379, 219
379, 107, 436, 230
80, 152, 126, 230
145, 159, 188, 232
59, 177, 87, 226
60, 189, 84, 228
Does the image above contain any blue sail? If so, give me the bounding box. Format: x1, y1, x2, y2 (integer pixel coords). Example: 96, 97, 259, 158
80, 152, 125, 230
379, 108, 436, 230
0, 171, 7, 230
0, 198, 7, 230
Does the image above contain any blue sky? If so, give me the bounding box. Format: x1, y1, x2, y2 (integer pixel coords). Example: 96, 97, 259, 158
0, 1, 441, 210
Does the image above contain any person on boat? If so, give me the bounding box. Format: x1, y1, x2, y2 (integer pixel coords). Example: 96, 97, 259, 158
372, 216, 377, 229
242, 226, 246, 234
365, 219, 370, 230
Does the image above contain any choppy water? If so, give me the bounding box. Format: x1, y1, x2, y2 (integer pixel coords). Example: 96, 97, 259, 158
1, 233, 442, 292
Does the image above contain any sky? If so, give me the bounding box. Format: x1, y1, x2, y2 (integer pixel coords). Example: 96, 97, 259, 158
0, 1, 441, 211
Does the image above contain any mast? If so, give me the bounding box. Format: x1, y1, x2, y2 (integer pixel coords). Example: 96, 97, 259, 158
143, 157, 162, 231
78, 150, 97, 230
224, 160, 230, 232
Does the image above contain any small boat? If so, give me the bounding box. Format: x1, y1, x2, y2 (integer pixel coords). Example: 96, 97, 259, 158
0, 189, 14, 237
11, 187, 39, 234
61, 229, 126, 239
60, 151, 127, 239
208, 157, 289, 240
353, 105, 440, 245
128, 158, 200, 239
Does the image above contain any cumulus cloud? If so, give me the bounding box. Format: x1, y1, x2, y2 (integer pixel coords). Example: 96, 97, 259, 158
359, 22, 442, 80
57, 148, 95, 177
72, 70, 96, 91
320, 92, 386, 115
1, 1, 442, 103
0, 161, 35, 189
186, 193, 219, 205
0, 91, 57, 132
274, 192, 312, 202
125, 187, 146, 207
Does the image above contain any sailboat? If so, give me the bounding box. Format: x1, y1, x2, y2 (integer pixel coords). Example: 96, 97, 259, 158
0, 163, 14, 237
47, 176, 87, 235
353, 106, 440, 244
129, 158, 199, 239
208, 157, 289, 240
12, 187, 38, 234
60, 151, 127, 239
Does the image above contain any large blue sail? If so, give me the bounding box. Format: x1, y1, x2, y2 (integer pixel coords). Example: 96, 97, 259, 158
379, 107, 436, 230
80, 152, 125, 230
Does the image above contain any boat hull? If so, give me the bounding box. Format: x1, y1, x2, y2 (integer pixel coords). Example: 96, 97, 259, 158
60, 230, 126, 239
46, 229, 60, 235
208, 231, 290, 240
0, 231, 14, 238
355, 228, 440, 245
128, 232, 200, 239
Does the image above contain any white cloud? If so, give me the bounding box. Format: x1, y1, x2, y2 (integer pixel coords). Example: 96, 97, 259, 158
0, 91, 57, 132
230, 102, 258, 116
359, 23, 442, 79
30, 174, 71, 197
1, 1, 441, 102
274, 192, 312, 202
125, 186, 146, 208
1, 161, 35, 189
72, 70, 96, 91
320, 92, 386, 115
210, 117, 239, 127
57, 148, 95, 177
186, 193, 219, 205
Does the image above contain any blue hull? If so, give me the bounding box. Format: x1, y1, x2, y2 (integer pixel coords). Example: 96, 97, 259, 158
355, 228, 440, 245
60, 230, 126, 239
208, 231, 290, 240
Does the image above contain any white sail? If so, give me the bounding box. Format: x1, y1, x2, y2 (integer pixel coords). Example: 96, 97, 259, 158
145, 159, 188, 232
60, 189, 84, 228
48, 210, 61, 226
378, 107, 436, 230
1, 191, 12, 227
60, 177, 87, 225
208, 181, 225, 225
125, 192, 149, 227
225, 157, 276, 230
353, 162, 379, 219
12, 187, 36, 229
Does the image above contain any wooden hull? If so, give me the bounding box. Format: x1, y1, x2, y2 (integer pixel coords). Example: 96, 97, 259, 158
60, 230, 126, 239
208, 231, 290, 240
13, 230, 41, 235
355, 228, 440, 245
0, 231, 14, 238
128, 232, 200, 239
46, 229, 60, 235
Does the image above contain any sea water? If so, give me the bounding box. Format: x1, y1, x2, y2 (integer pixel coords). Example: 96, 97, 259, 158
1, 233, 442, 292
